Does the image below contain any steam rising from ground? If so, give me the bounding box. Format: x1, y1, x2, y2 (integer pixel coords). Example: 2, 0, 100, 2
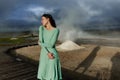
53, 1, 99, 41
52, 0, 120, 42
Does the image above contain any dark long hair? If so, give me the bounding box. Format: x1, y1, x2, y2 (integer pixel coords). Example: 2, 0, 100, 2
42, 14, 56, 28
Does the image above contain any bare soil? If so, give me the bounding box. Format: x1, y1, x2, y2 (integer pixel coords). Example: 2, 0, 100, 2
14, 43, 120, 80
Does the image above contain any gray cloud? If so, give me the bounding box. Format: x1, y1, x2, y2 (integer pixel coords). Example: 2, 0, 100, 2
0, 0, 120, 41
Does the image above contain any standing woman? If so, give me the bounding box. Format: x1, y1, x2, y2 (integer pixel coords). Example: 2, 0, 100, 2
37, 14, 62, 80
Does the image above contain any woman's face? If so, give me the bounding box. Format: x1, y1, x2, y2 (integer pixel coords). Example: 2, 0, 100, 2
41, 16, 49, 26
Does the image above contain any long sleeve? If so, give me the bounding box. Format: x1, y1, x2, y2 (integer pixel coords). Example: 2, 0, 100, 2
38, 25, 50, 52
39, 25, 43, 43
40, 29, 59, 48
38, 25, 60, 53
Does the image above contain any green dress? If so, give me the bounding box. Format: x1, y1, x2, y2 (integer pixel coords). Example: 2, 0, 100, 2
37, 25, 62, 80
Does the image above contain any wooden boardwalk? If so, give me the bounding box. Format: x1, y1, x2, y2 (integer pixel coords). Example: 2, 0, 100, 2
0, 46, 38, 80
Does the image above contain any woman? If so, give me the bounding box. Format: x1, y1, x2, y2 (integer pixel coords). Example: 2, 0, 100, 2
37, 14, 62, 80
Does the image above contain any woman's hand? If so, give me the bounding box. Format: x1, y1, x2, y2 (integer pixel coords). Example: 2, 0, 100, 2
47, 53, 55, 59
38, 40, 40, 45
38, 40, 39, 45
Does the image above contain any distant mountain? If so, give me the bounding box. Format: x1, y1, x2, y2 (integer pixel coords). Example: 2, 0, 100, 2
0, 19, 40, 32
4, 19, 39, 28
79, 20, 120, 31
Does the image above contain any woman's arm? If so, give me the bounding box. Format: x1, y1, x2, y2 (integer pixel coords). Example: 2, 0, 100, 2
40, 29, 60, 48
39, 25, 43, 43
38, 26, 60, 59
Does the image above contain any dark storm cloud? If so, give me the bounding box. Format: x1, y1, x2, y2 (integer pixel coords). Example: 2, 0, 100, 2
0, 0, 20, 18
1, 0, 120, 23
81, 0, 120, 23
0, 0, 48, 19
0, 0, 120, 40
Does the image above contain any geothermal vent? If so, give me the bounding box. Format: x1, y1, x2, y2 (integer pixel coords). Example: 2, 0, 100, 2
56, 40, 85, 51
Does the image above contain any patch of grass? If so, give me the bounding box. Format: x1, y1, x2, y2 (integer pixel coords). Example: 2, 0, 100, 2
0, 37, 26, 44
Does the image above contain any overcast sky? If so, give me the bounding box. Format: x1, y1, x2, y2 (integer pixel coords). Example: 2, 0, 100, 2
0, 0, 120, 40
